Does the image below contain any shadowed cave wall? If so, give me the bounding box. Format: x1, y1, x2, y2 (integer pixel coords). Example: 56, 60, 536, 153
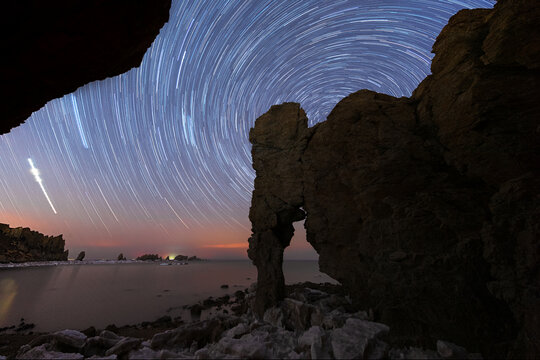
1, 0, 171, 135
248, 0, 539, 357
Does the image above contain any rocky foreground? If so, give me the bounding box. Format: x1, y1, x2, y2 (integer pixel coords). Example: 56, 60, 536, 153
3, 283, 482, 359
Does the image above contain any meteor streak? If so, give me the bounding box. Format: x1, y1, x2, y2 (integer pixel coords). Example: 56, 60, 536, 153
28, 158, 57, 214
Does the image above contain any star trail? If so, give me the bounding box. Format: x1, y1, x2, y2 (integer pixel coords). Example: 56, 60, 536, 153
0, 0, 494, 258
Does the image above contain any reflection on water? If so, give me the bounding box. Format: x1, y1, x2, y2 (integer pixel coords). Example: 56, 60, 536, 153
0, 260, 335, 332
0, 278, 17, 324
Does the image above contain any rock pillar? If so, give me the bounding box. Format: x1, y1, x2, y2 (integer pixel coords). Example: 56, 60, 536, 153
247, 103, 310, 317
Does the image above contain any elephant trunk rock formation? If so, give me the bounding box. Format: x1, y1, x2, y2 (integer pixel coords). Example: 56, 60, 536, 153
247, 104, 311, 316
248, 0, 539, 357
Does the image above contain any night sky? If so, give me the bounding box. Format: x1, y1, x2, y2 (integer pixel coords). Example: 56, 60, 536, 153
0, 0, 494, 259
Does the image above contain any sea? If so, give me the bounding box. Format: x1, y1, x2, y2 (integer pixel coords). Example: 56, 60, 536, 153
0, 260, 336, 332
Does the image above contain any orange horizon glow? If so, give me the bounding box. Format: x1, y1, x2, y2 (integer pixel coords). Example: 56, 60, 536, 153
1, 213, 316, 260
203, 242, 248, 249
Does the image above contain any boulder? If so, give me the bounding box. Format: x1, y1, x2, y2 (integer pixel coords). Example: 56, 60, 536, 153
150, 317, 239, 350
75, 251, 85, 261
105, 337, 142, 357
52, 329, 87, 350
437, 340, 469, 359
17, 344, 84, 359
330, 318, 389, 359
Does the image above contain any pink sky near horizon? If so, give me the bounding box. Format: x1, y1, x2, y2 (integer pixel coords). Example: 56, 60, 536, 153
1, 211, 317, 260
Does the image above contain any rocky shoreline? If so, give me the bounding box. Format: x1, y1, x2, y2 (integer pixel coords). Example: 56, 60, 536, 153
0, 259, 201, 269
1, 282, 482, 359
0, 224, 68, 263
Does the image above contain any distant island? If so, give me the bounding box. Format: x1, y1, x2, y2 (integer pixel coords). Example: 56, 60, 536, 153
0, 223, 68, 263
0, 224, 207, 265
135, 254, 203, 261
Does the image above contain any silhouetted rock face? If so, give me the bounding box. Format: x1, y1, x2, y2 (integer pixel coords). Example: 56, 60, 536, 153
136, 254, 161, 261
247, 103, 311, 316
1, 0, 171, 135
75, 251, 86, 261
248, 0, 539, 357
0, 223, 68, 262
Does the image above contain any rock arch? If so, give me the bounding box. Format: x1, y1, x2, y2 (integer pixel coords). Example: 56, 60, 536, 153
247, 103, 310, 317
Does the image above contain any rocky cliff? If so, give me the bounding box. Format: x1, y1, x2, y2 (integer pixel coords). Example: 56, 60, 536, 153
248, 0, 539, 357
0, 223, 68, 262
1, 0, 171, 135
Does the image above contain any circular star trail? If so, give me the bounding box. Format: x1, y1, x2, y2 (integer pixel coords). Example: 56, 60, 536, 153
0, 0, 494, 257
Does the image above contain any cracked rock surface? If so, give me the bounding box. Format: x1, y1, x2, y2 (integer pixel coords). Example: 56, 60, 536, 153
247, 0, 539, 357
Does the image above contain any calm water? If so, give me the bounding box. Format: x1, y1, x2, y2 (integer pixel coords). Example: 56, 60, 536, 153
0, 260, 335, 331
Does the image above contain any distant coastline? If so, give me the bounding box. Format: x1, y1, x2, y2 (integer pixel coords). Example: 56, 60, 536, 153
0, 258, 207, 269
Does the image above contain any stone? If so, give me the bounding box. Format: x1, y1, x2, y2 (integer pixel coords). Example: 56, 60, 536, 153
205, 325, 297, 359
388, 347, 441, 359
282, 298, 316, 331
99, 330, 121, 341
105, 337, 142, 356
27, 334, 55, 348
1, 1, 171, 135
190, 304, 204, 318
263, 307, 284, 328
150, 317, 239, 350
224, 323, 250, 339
17, 344, 84, 359
330, 318, 389, 359
247, 0, 539, 357
28, 330, 88, 353
128, 347, 184, 359
298, 326, 324, 349
117, 253, 126, 261
83, 330, 122, 356
75, 251, 86, 261
83, 336, 118, 357
194, 348, 210, 359
52, 329, 87, 349
234, 290, 246, 300
298, 326, 331, 359
0, 223, 68, 263
437, 340, 469, 359
82, 326, 97, 337
388, 251, 407, 262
